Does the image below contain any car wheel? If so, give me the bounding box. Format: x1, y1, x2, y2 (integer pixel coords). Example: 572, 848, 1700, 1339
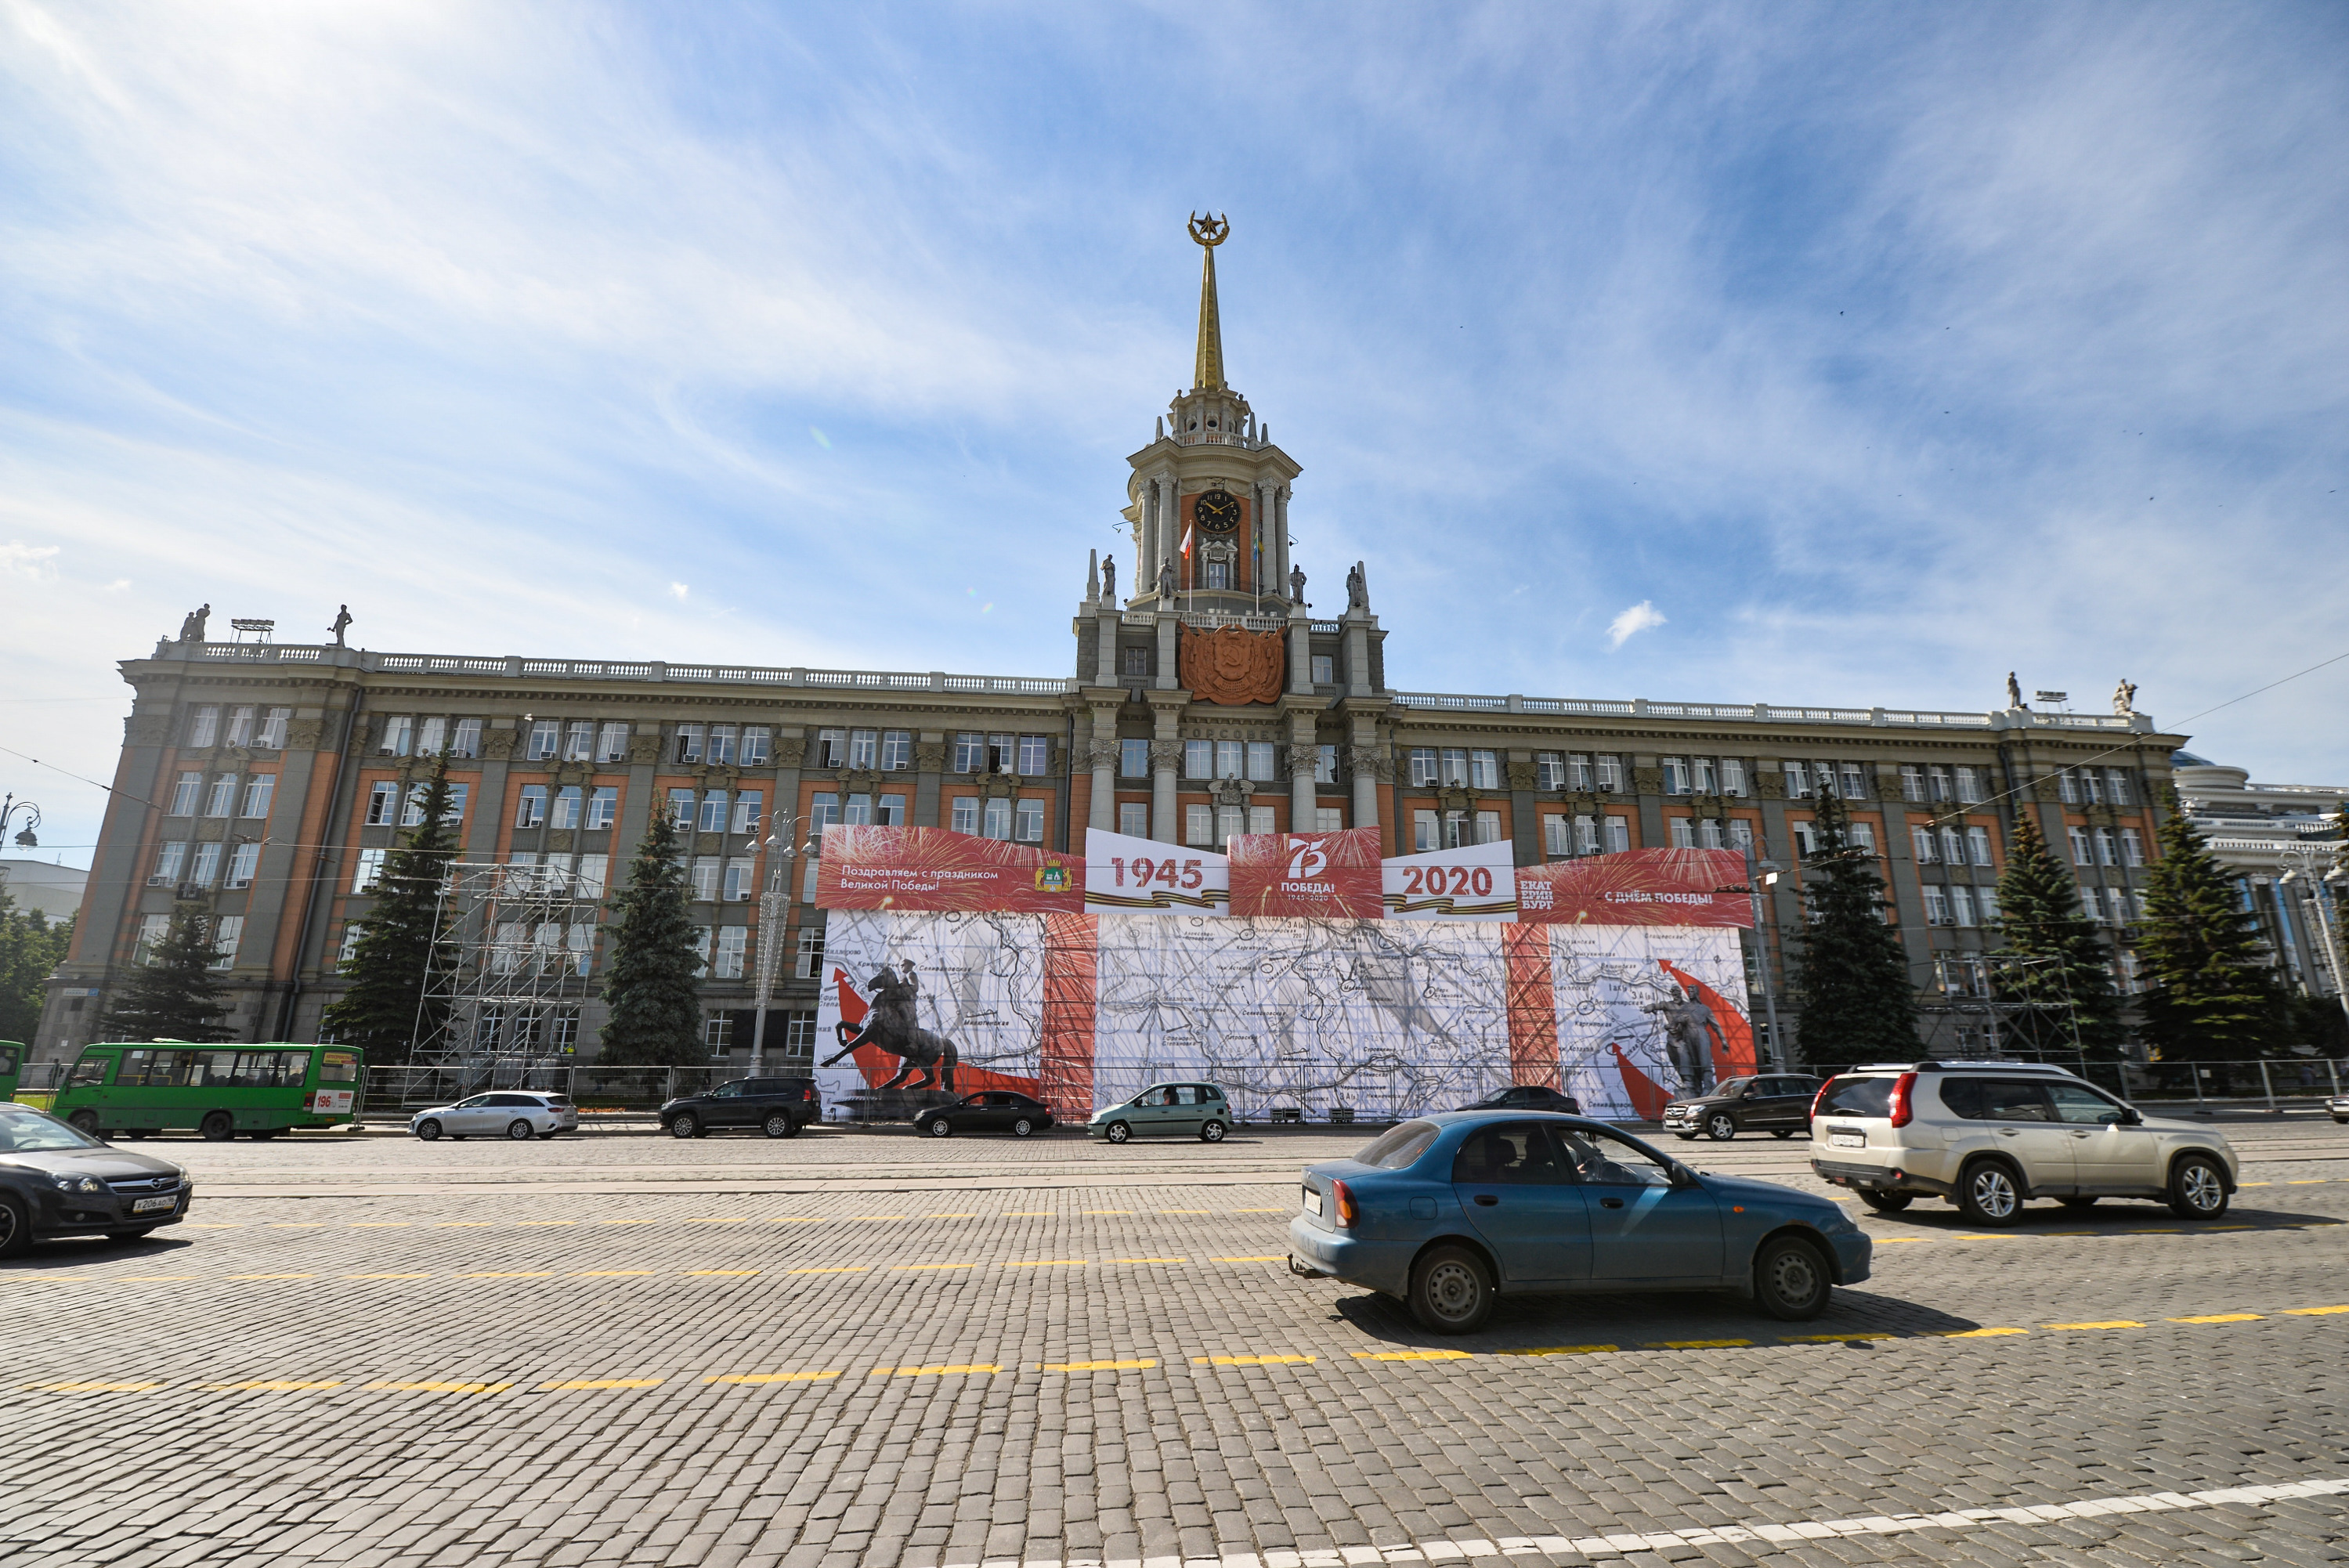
67, 1109, 101, 1135
1857, 1190, 1912, 1213
1200, 1120, 1227, 1143
0, 1194, 29, 1259
1104, 1121, 1131, 1144
2168, 1154, 2229, 1220
1706, 1112, 1737, 1141
669, 1114, 699, 1140
1407, 1245, 1494, 1335
107, 1227, 160, 1244
926, 1118, 952, 1138
538, 1126, 560, 1140
1957, 1159, 2025, 1227
199, 1111, 235, 1142
1772, 1129, 1795, 1140
764, 1113, 793, 1139
415, 1119, 443, 1142
1753, 1234, 1831, 1321
505, 1119, 534, 1141
1011, 1118, 1035, 1138
2059, 1195, 2099, 1212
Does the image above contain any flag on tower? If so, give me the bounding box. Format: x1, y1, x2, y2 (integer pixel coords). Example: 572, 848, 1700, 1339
1180, 523, 1194, 559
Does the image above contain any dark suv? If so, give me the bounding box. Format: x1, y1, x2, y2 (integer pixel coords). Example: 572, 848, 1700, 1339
660, 1076, 821, 1139
1457, 1084, 1583, 1115
1661, 1074, 1824, 1141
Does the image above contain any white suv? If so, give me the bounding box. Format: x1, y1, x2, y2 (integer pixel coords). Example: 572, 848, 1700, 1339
1808, 1061, 2237, 1227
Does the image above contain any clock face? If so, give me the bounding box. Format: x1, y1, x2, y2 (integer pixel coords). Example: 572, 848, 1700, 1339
1194, 488, 1242, 535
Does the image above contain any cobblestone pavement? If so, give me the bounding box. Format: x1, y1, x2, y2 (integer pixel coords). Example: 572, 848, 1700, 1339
3, 1116, 2345, 1567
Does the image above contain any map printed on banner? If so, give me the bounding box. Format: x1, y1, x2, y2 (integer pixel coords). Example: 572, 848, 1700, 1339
1081, 829, 1227, 913
1226, 826, 1383, 919
1381, 839, 1517, 921
1516, 846, 1751, 927
815, 825, 1082, 912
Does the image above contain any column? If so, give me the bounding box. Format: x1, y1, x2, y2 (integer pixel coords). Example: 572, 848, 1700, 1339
1150, 699, 1184, 844
1344, 619, 1372, 697
1273, 486, 1290, 602
1094, 609, 1119, 685
1288, 719, 1317, 833
1155, 614, 1180, 691
1140, 479, 1158, 586
1287, 605, 1313, 695
1088, 706, 1119, 833
1350, 717, 1382, 833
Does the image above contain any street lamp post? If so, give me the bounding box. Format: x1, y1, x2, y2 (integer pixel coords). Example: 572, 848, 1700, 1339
0, 793, 42, 851
2278, 843, 2349, 1039
1740, 840, 1787, 1070
749, 815, 816, 1074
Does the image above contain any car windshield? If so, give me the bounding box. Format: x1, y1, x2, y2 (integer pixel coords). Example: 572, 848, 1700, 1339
0, 1104, 103, 1153
1351, 1120, 1439, 1170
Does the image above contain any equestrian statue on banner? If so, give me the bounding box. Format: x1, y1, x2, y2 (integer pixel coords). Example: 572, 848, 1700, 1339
823, 959, 959, 1093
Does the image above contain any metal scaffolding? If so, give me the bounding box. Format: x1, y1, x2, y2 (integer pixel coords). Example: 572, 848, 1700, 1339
411, 862, 601, 1071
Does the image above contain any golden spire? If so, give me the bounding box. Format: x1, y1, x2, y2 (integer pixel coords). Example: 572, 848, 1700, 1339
1188, 211, 1229, 390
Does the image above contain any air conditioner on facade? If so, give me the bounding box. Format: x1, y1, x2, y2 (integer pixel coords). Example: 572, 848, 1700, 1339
226, 878, 253, 890
146, 876, 172, 886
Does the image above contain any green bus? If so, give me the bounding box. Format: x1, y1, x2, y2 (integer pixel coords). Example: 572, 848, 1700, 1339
52, 1042, 366, 1140
0, 1041, 21, 1104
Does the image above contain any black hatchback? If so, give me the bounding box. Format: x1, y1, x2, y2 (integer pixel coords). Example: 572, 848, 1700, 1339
0, 1104, 193, 1255
660, 1076, 822, 1139
914, 1092, 1055, 1139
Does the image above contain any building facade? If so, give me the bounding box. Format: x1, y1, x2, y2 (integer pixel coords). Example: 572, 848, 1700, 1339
2171, 753, 2347, 1002
36, 226, 2195, 1069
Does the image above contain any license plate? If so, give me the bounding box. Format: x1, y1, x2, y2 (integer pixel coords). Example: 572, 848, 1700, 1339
131, 1194, 177, 1214
1829, 1131, 1864, 1149
1303, 1187, 1323, 1216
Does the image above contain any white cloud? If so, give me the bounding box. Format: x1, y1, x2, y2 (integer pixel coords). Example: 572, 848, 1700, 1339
0, 540, 61, 580
669, 583, 688, 602
1606, 601, 1666, 651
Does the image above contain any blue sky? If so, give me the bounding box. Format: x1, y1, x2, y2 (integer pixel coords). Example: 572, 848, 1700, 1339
3, 2, 2345, 864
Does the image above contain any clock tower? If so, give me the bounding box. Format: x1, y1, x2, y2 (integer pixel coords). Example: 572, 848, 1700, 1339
1118, 214, 1303, 614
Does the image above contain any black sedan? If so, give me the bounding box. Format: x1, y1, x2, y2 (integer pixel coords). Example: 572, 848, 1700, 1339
0, 1104, 193, 1255
1457, 1084, 1583, 1116
914, 1092, 1055, 1139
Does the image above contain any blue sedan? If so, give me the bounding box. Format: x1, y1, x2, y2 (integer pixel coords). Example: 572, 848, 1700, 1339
1288, 1112, 1871, 1333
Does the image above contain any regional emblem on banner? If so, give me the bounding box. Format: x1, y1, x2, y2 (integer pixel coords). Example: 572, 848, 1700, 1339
1033, 861, 1072, 894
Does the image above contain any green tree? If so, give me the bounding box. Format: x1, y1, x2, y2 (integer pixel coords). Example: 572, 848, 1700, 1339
2137, 789, 2285, 1062
598, 805, 704, 1066
1986, 812, 2126, 1060
321, 758, 461, 1063
99, 905, 233, 1042
1788, 790, 1918, 1068
0, 888, 74, 1044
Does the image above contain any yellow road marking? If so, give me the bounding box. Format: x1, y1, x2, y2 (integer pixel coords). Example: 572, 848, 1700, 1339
202, 1380, 342, 1392
538, 1378, 661, 1390
2286, 1180, 2328, 1185
2044, 1321, 2143, 1331
1193, 1354, 1314, 1366
1041, 1359, 1157, 1371
784, 1266, 867, 1275
573, 1270, 654, 1277
344, 1273, 431, 1280
705, 1371, 840, 1384
1355, 1349, 1473, 1361
2170, 1314, 2263, 1324
869, 1364, 999, 1377
463, 1272, 552, 1279
2283, 1305, 2349, 1316
1008, 1260, 1088, 1267
890, 1263, 973, 1271
1497, 1345, 1617, 1357
229, 1273, 315, 1281
1212, 1255, 1286, 1263
36, 1381, 162, 1393
2239, 1182, 2271, 1187
1648, 1339, 1753, 1349
685, 1269, 758, 1277
1115, 1257, 1188, 1264
363, 1380, 515, 1394
1935, 1328, 2029, 1338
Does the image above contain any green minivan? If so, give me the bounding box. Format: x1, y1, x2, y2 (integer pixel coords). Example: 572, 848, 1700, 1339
1088, 1082, 1232, 1144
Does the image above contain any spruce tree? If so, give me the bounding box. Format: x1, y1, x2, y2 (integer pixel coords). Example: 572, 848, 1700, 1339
99, 905, 233, 1042
598, 804, 705, 1066
0, 890, 74, 1045
1986, 812, 2126, 1060
1788, 790, 1919, 1068
322, 757, 461, 1062
2137, 789, 2284, 1063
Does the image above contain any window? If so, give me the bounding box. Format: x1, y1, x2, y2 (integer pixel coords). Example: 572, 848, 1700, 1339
582, 786, 617, 831
739, 726, 771, 765
1900, 764, 1926, 803
2120, 828, 2144, 866
688, 927, 711, 975
203, 774, 237, 816
844, 793, 872, 826
238, 775, 275, 819
1670, 818, 1695, 848
815, 728, 847, 768
525, 719, 559, 761
1185, 739, 1214, 779
366, 780, 399, 826
1408, 748, 1437, 787
1604, 816, 1629, 853
951, 797, 979, 834
708, 725, 739, 765
1954, 767, 1982, 803
1217, 805, 1245, 847
987, 734, 1016, 774
674, 724, 706, 764
450, 717, 481, 758
714, 927, 749, 981
1922, 887, 1949, 927
879, 731, 912, 771
354, 847, 387, 893
1314, 807, 1343, 831
2118, 950, 2141, 994
1848, 821, 1876, 854
209, 916, 244, 970
697, 791, 729, 833
1721, 758, 1747, 797
691, 857, 721, 901
1187, 804, 1215, 847
1469, 750, 1499, 790
1125, 645, 1154, 677
1968, 826, 1994, 866
1728, 818, 1753, 852
1543, 815, 1570, 856
134, 912, 172, 965
1439, 749, 1468, 786
1662, 758, 1690, 796
1120, 739, 1150, 778
1979, 887, 2000, 923
982, 799, 1012, 840
338, 923, 364, 966
1912, 826, 1937, 864
876, 794, 905, 826
2105, 769, 2132, 806
1249, 805, 1277, 836
224, 706, 255, 747
407, 781, 465, 826
669, 787, 699, 827
2094, 827, 2117, 865
1692, 757, 1718, 794
562, 721, 592, 762
544, 786, 577, 832
1315, 746, 1339, 784
792, 925, 825, 980
809, 793, 841, 834
168, 771, 202, 816
2079, 886, 2101, 922
154, 841, 189, 882
1216, 740, 1245, 779
1119, 801, 1149, 836
515, 786, 547, 829
953, 732, 985, 773
848, 729, 877, 768
577, 854, 609, 898
227, 841, 260, 887
585, 721, 627, 763
1783, 761, 1810, 800
1698, 818, 1724, 850
1950, 886, 1977, 927
2056, 769, 2078, 804
1411, 810, 1437, 852
1311, 655, 1334, 685
1595, 756, 1623, 792
2080, 770, 2105, 805
2068, 826, 2092, 865
1793, 821, 1819, 858
1015, 799, 1046, 843
1940, 827, 1964, 865
1926, 765, 1950, 803
1247, 742, 1277, 782
732, 792, 762, 835
254, 706, 290, 750
187, 705, 220, 748
1018, 735, 1051, 776
1839, 764, 1867, 800
403, 715, 443, 758
1535, 753, 1565, 791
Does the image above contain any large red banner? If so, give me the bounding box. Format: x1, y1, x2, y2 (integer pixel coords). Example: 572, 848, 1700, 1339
1225, 827, 1385, 919
1515, 847, 1751, 927
815, 825, 1082, 912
